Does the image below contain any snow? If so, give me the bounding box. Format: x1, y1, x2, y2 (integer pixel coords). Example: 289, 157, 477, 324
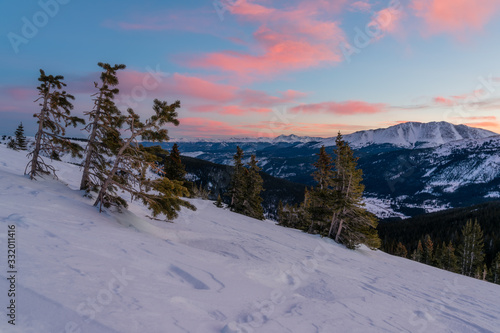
1, 145, 500, 333
342, 122, 497, 149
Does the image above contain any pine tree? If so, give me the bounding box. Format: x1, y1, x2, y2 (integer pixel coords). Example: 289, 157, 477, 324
423, 234, 434, 265
26, 70, 84, 180
80, 63, 126, 192
492, 252, 500, 284
394, 242, 408, 258
330, 133, 380, 249
243, 154, 264, 220
436, 241, 458, 272
411, 240, 424, 262
14, 123, 27, 150
93, 99, 195, 220
229, 146, 246, 213
277, 200, 284, 225
164, 143, 186, 182
307, 146, 334, 234
215, 194, 224, 208
459, 219, 485, 277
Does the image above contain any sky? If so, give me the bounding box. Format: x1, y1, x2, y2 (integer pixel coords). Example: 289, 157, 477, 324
1, 0, 500, 139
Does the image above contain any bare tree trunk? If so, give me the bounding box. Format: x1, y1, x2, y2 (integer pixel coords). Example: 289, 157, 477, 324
80, 89, 105, 190
335, 219, 344, 242
29, 92, 49, 179
93, 135, 135, 210
328, 212, 337, 238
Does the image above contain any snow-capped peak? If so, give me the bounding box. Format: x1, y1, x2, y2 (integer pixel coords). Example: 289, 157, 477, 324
341, 121, 497, 148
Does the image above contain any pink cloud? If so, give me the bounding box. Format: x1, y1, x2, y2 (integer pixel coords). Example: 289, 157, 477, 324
176, 117, 256, 138
368, 6, 404, 38
241, 120, 370, 137
411, 0, 500, 36
434, 96, 455, 106
185, 0, 347, 80
220, 105, 272, 115
7, 88, 36, 100
290, 100, 388, 115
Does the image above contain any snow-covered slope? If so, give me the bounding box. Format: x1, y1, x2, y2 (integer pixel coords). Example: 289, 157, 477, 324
341, 122, 497, 148
1, 146, 499, 333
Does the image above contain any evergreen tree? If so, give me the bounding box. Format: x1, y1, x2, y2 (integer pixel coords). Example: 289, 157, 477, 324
492, 252, 500, 284
243, 154, 264, 220
459, 219, 485, 277
277, 200, 284, 225
394, 241, 408, 258
7, 139, 16, 150
93, 99, 195, 220
307, 146, 334, 234
411, 240, 424, 262
26, 70, 84, 180
229, 146, 246, 213
14, 122, 27, 150
164, 143, 186, 182
80, 63, 126, 192
215, 194, 224, 208
436, 241, 458, 272
330, 133, 380, 249
423, 234, 434, 265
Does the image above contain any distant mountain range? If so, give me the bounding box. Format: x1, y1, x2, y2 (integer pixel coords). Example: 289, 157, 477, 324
144, 122, 500, 218
172, 121, 497, 147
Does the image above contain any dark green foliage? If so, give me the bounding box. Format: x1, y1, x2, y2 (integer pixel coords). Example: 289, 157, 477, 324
229, 146, 246, 213
459, 219, 485, 277
423, 234, 434, 265
80, 62, 126, 192
14, 123, 27, 150
7, 139, 16, 150
228, 148, 265, 220
307, 146, 334, 234
164, 143, 186, 182
330, 133, 380, 249
435, 241, 458, 273
378, 201, 500, 275
26, 69, 85, 180
158, 154, 305, 218
94, 99, 195, 220
493, 253, 500, 284
243, 155, 265, 220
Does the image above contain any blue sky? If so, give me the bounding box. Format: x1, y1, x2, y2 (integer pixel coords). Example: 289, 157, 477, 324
2, 0, 500, 139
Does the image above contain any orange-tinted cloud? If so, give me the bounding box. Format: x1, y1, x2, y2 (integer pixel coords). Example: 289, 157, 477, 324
290, 100, 388, 115
464, 121, 500, 130
434, 96, 455, 106
349, 1, 372, 12
176, 117, 256, 138
241, 120, 370, 137
411, 0, 500, 36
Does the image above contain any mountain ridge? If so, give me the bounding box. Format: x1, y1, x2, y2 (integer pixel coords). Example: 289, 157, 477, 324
169, 121, 498, 148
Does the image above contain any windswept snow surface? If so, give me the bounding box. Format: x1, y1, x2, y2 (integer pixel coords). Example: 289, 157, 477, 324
0, 146, 499, 333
